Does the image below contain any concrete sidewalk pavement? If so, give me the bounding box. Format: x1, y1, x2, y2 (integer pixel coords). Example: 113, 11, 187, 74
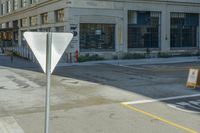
1, 54, 199, 69
58, 56, 200, 67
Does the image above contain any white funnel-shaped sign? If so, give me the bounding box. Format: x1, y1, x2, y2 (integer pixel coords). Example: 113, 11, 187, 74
24, 32, 73, 73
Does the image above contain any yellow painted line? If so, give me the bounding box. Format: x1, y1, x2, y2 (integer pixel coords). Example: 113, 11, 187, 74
121, 103, 198, 133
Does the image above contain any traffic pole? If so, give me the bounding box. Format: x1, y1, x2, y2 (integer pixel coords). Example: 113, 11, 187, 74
45, 32, 52, 133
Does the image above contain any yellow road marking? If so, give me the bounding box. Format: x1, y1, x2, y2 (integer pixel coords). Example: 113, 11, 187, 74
121, 103, 198, 133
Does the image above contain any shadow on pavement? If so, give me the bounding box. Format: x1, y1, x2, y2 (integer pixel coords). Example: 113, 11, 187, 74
0, 55, 41, 72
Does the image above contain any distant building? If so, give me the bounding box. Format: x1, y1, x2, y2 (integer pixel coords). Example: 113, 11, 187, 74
0, 0, 200, 60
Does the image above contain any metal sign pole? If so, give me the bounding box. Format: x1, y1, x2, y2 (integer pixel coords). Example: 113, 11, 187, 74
45, 32, 52, 133
23, 32, 73, 133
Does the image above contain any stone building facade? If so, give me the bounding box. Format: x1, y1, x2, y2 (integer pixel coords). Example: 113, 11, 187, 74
0, 0, 200, 60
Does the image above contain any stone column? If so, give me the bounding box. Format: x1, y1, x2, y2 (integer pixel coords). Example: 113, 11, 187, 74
10, 0, 14, 12
0, 2, 2, 15
197, 14, 200, 54
123, 9, 128, 53
4, 3, 7, 14
18, 0, 22, 9
18, 20, 22, 47
161, 6, 170, 52
64, 8, 70, 32
37, 15, 41, 29
116, 17, 124, 56
48, 11, 55, 31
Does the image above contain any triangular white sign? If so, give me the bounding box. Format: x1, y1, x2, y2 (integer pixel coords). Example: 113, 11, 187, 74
24, 32, 73, 73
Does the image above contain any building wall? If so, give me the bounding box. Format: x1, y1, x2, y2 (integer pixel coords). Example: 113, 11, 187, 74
68, 0, 200, 58
0, 0, 200, 60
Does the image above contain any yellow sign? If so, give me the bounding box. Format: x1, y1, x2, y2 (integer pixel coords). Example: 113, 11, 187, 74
186, 69, 200, 89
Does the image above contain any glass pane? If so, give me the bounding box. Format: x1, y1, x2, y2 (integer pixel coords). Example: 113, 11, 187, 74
170, 12, 199, 47
80, 23, 115, 51
128, 11, 160, 48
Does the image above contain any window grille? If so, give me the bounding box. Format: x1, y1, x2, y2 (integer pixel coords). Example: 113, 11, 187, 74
170, 12, 199, 48
80, 23, 115, 51
128, 11, 161, 48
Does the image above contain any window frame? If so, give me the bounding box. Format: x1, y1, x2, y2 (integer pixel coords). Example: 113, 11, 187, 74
80, 23, 116, 52
128, 10, 161, 49
170, 12, 199, 48
41, 13, 48, 24
21, 18, 28, 27
55, 9, 64, 23
30, 16, 37, 26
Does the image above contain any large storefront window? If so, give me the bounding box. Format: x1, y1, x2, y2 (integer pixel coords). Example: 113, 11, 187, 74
80, 23, 115, 51
128, 11, 161, 49
170, 13, 199, 48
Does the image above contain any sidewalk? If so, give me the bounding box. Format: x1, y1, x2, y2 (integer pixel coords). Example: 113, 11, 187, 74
58, 56, 200, 67
1, 54, 199, 68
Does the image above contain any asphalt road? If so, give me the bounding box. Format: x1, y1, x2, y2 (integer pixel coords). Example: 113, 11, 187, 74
0, 55, 200, 133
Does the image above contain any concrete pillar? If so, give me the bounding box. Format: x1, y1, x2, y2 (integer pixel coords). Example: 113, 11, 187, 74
12, 0, 17, 10
198, 14, 200, 51
27, 17, 30, 30
48, 11, 55, 32
18, 30, 22, 47
161, 6, 170, 52
18, 19, 22, 47
4, 3, 7, 14
37, 15, 41, 27
48, 11, 55, 25
0, 3, 2, 15
18, 0, 22, 8
69, 16, 79, 52
116, 17, 124, 54
64, 8, 70, 32
10, 0, 14, 12
123, 9, 128, 53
